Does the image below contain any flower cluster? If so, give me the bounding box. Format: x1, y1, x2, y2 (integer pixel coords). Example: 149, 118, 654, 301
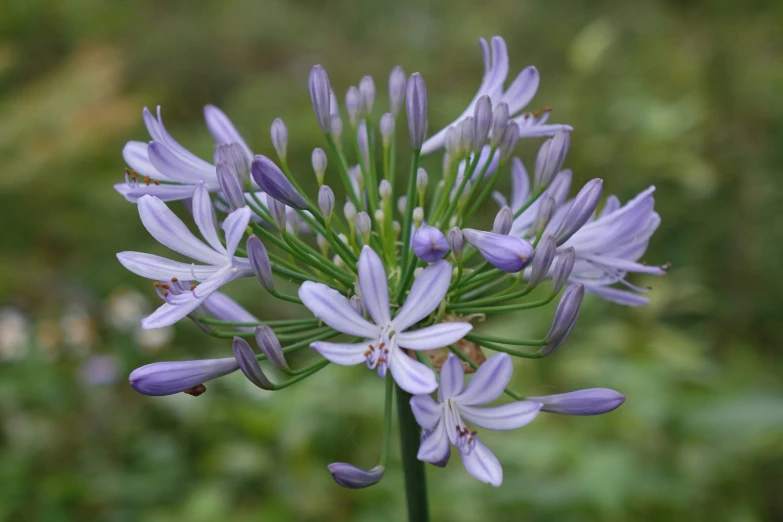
118, 36, 664, 487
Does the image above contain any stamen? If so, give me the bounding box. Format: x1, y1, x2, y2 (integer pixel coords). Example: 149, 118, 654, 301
170, 277, 178, 282
160, 283, 170, 289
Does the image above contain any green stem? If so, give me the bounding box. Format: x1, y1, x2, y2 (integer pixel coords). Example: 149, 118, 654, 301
396, 384, 430, 522
379, 373, 394, 467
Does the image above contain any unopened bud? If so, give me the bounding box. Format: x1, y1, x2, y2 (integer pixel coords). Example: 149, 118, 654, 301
541, 283, 584, 357
357, 120, 370, 171
251, 155, 308, 210
359, 75, 375, 115
255, 325, 289, 371
528, 233, 556, 287
416, 168, 428, 197
312, 148, 327, 185
447, 227, 464, 259
309, 65, 332, 133
328, 463, 385, 489
492, 206, 513, 235
392, 220, 401, 238
233, 337, 273, 389
356, 211, 371, 243
527, 388, 626, 416
247, 235, 275, 292
216, 161, 246, 211
534, 129, 570, 189
270, 118, 288, 160
489, 102, 510, 148
499, 122, 520, 161
379, 179, 392, 201
459, 117, 475, 157
129, 358, 238, 396
388, 66, 406, 116
380, 113, 395, 145
344, 201, 357, 223
412, 207, 424, 227
266, 194, 286, 230
412, 225, 449, 262
551, 247, 575, 294
346, 86, 361, 127
374, 209, 384, 223
333, 254, 344, 268
406, 73, 427, 149
330, 114, 343, 143
397, 196, 407, 216
553, 179, 603, 245
444, 126, 462, 158
316, 234, 329, 255
462, 229, 533, 273
534, 195, 556, 237
217, 143, 251, 187
318, 185, 335, 220
472, 95, 492, 153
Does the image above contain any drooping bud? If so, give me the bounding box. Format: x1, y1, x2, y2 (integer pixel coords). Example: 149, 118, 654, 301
388, 66, 406, 116
533, 195, 556, 237
527, 388, 626, 416
489, 102, 510, 148
462, 229, 534, 273
540, 283, 584, 357
330, 114, 343, 143
397, 196, 407, 216
270, 118, 288, 160
357, 120, 370, 171
359, 75, 375, 115
380, 113, 395, 145
355, 211, 372, 243
472, 95, 492, 153
447, 227, 464, 259
551, 247, 575, 294
416, 168, 428, 198
412, 207, 424, 228
233, 336, 273, 389
553, 179, 603, 245
247, 235, 275, 292
350, 295, 367, 317
492, 206, 513, 235
328, 463, 385, 489
498, 122, 520, 161
255, 325, 289, 371
216, 161, 246, 211
318, 185, 335, 220
216, 143, 251, 187
266, 194, 287, 230
412, 225, 449, 262
251, 155, 309, 210
343, 201, 357, 224
528, 233, 556, 287
405, 73, 427, 150
379, 180, 392, 201
309, 65, 332, 133
534, 129, 570, 189
444, 126, 462, 158
345, 86, 361, 127
312, 148, 327, 185
129, 358, 238, 396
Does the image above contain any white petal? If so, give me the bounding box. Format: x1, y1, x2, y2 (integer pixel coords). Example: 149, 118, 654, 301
417, 421, 451, 464
392, 261, 451, 331
459, 401, 542, 431
437, 353, 465, 402
311, 340, 371, 366
396, 322, 472, 351
137, 195, 226, 266
458, 353, 513, 406
410, 395, 442, 429
298, 282, 380, 338
117, 252, 218, 281
389, 347, 437, 395
459, 438, 502, 486
192, 182, 226, 255
358, 247, 391, 325
222, 207, 252, 259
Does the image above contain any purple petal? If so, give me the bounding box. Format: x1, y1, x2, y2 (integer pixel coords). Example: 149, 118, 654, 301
438, 354, 465, 401
396, 323, 473, 351
527, 388, 626, 416
152, 106, 215, 170
502, 66, 540, 115
118, 182, 200, 203
389, 348, 437, 394
251, 155, 309, 210
392, 261, 451, 331
203, 105, 253, 160
459, 438, 502, 487
202, 292, 258, 329
462, 229, 533, 273
299, 282, 380, 338
311, 340, 371, 366
417, 421, 451, 465
192, 182, 226, 254
147, 141, 215, 184
222, 207, 252, 259
117, 252, 218, 281
412, 225, 450, 263
459, 401, 542, 431
458, 353, 513, 406
509, 157, 530, 211
232, 336, 273, 389
327, 463, 385, 489
129, 357, 238, 396
358, 247, 391, 326
123, 141, 168, 180
410, 394, 442, 429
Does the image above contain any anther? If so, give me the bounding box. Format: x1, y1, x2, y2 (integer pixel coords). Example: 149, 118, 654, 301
170, 277, 178, 282
162, 290, 169, 297
189, 284, 197, 291
143, 176, 151, 185
153, 282, 160, 287
160, 283, 170, 289
153, 180, 160, 185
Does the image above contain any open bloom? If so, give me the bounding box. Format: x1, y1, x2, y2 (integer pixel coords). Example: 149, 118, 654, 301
299, 246, 472, 394
421, 36, 570, 155
411, 353, 542, 486
117, 181, 253, 329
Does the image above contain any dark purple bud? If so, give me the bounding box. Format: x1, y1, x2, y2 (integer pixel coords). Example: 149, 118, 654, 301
251, 155, 309, 210
447, 227, 464, 259
232, 336, 273, 389
309, 65, 332, 133
462, 229, 533, 273
552, 247, 575, 294
318, 185, 335, 220
412, 225, 449, 263
499, 122, 520, 162
255, 325, 289, 371
359, 75, 375, 115
216, 161, 246, 211
472, 95, 492, 153
527, 388, 626, 416
528, 233, 556, 287
406, 73, 427, 149
492, 206, 513, 235
554, 179, 603, 245
270, 118, 288, 160
388, 66, 406, 116
327, 463, 385, 489
541, 283, 584, 357
534, 129, 570, 189
129, 358, 238, 396
345, 86, 361, 127
247, 235, 274, 292
489, 102, 510, 149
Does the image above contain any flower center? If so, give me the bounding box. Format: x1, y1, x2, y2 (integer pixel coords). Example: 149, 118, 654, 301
446, 399, 477, 454
154, 278, 199, 303
363, 329, 395, 378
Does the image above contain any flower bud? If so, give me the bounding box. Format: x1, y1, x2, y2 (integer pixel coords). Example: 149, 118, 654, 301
412, 225, 449, 262
527, 388, 625, 416
356, 211, 371, 243
392, 221, 401, 238
247, 235, 275, 292
330, 114, 343, 143
270, 118, 288, 160
350, 295, 367, 317
472, 95, 492, 153
534, 129, 570, 189
316, 233, 329, 255
379, 179, 392, 201
492, 206, 513, 235
266, 194, 287, 230
374, 209, 384, 223
528, 233, 556, 287
499, 121, 520, 161
548, 169, 573, 206
552, 247, 575, 294
216, 142, 251, 187
255, 325, 289, 371
359, 75, 375, 115
233, 336, 273, 389
129, 358, 238, 396
412, 207, 424, 228
388, 66, 406, 116
462, 229, 533, 273
489, 102, 510, 148
534, 195, 556, 237
251, 155, 309, 210
312, 148, 327, 185
459, 117, 475, 157
444, 126, 461, 158
553, 179, 603, 245
540, 283, 584, 357
318, 185, 335, 220
328, 463, 385, 489
216, 161, 246, 211
345, 86, 361, 127
333, 254, 344, 268
344, 201, 357, 223
405, 73, 427, 149
309, 65, 332, 133
397, 196, 407, 216
357, 120, 370, 171
447, 227, 464, 259
416, 168, 428, 196
380, 112, 395, 145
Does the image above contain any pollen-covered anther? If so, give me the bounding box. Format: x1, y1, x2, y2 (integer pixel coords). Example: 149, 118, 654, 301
190, 284, 197, 291
160, 283, 170, 289
153, 282, 160, 287
170, 277, 178, 282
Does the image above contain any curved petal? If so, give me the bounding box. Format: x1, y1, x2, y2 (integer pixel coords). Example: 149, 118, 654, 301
299, 282, 380, 338
392, 261, 451, 331
117, 252, 218, 281
203, 104, 253, 160
222, 207, 252, 259
123, 141, 171, 180
118, 182, 200, 203
417, 421, 451, 465
202, 291, 259, 328
192, 182, 226, 255
154, 106, 215, 171
509, 157, 530, 212
459, 438, 502, 486
389, 347, 437, 394
311, 340, 371, 366
459, 401, 542, 431
358, 247, 391, 325
410, 394, 442, 429
396, 322, 473, 351
502, 66, 540, 115
458, 353, 513, 406
438, 354, 465, 402
137, 195, 226, 266
148, 141, 216, 184
141, 299, 204, 330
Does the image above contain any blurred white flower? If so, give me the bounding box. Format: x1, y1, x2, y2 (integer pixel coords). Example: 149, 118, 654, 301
0, 307, 30, 361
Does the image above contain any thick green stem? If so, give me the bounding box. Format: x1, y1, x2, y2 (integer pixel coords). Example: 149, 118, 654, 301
396, 384, 429, 522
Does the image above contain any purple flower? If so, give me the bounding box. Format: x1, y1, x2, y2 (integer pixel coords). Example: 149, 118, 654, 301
462, 229, 533, 273
411, 354, 542, 486
328, 463, 385, 489
412, 225, 449, 262
541, 283, 584, 357
299, 246, 472, 394
406, 73, 428, 150
309, 65, 332, 133
527, 388, 625, 416
251, 155, 309, 210
233, 336, 273, 389
129, 357, 239, 396
255, 325, 289, 371
421, 36, 571, 155
117, 182, 253, 329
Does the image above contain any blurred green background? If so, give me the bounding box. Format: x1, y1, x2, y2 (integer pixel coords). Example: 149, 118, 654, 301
2, 0, 782, 520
